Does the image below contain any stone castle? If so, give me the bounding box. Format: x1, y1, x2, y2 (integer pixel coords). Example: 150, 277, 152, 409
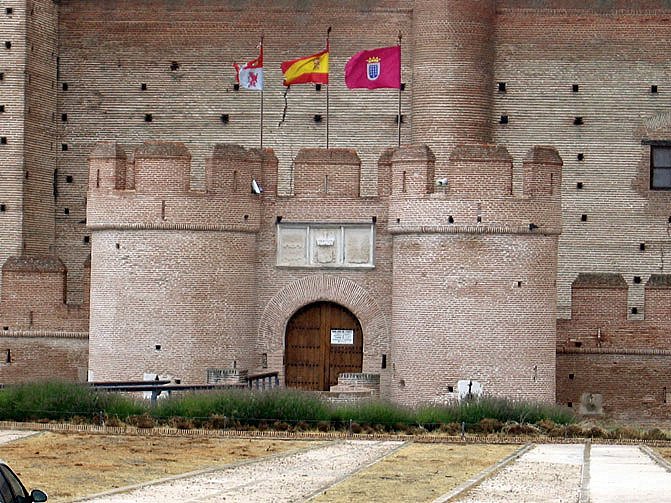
1, 0, 671, 419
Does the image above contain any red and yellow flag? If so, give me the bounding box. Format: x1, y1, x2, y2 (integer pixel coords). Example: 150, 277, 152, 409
281, 48, 329, 86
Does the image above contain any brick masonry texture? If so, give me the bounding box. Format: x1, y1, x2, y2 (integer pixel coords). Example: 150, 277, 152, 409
2, 1, 671, 417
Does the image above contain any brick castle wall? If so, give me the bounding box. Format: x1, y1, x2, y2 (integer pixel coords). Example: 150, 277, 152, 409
0, 0, 28, 282
23, 0, 57, 256
389, 144, 561, 405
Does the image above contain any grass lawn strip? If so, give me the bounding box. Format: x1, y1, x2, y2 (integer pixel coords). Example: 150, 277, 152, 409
0, 431, 319, 502
309, 442, 519, 503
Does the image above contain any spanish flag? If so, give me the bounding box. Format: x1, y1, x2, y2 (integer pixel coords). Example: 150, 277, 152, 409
281, 48, 329, 86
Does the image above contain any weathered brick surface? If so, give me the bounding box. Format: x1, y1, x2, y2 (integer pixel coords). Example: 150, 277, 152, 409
3, 1, 671, 417
0, 331, 88, 383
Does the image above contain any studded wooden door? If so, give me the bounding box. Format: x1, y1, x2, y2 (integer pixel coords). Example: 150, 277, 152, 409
285, 302, 363, 391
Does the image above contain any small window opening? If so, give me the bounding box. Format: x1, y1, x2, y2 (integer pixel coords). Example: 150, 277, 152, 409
574, 116, 584, 125
315, 83, 321, 91
381, 354, 387, 369
96, 169, 100, 188
631, 307, 638, 314
0, 137, 6, 145
400, 82, 406, 91
577, 153, 584, 161
517, 281, 522, 288
4, 41, 11, 49
61, 113, 67, 122
62, 82, 68, 91
4, 349, 10, 363
580, 214, 587, 222
64, 208, 69, 215
650, 146, 671, 190
448, 215, 454, 224
651, 85, 658, 93
498, 82, 506, 92
66, 175, 73, 183
144, 113, 152, 122
0, 105, 4, 113
116, 242, 120, 249
572, 84, 579, 92
5, 8, 12, 15
0, 73, 4, 81
640, 242, 646, 251
447, 386, 454, 392
634, 276, 642, 284
313, 114, 322, 123
170, 61, 179, 71
83, 236, 90, 244
568, 373, 575, 380
499, 115, 509, 124
220, 113, 229, 123
395, 114, 405, 124
567, 402, 573, 408
140, 83, 147, 90
0, 204, 5, 212
155, 344, 161, 351
61, 143, 68, 151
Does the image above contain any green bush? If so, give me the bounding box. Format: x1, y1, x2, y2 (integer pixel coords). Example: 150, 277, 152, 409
0, 381, 144, 422
0, 382, 576, 434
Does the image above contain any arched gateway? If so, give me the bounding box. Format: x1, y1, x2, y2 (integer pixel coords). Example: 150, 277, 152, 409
285, 302, 363, 391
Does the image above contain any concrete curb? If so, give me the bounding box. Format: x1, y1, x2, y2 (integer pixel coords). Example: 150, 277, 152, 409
579, 439, 591, 503
303, 440, 408, 501
431, 442, 535, 503
640, 445, 671, 473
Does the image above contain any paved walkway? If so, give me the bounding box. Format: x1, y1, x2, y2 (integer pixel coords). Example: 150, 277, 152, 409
452, 443, 671, 503
0, 430, 38, 446
81, 440, 404, 503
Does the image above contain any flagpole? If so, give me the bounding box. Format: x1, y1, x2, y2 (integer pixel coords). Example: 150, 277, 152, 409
260, 35, 264, 149
326, 26, 332, 149
397, 31, 402, 147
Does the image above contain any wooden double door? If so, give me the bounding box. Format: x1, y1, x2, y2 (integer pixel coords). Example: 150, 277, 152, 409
285, 302, 363, 391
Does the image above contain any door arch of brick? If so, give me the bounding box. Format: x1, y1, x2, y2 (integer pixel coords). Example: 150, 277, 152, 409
257, 275, 389, 382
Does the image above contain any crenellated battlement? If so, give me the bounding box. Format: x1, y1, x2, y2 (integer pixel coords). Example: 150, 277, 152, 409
87, 141, 278, 232
387, 143, 563, 234
558, 273, 671, 351
0, 255, 89, 333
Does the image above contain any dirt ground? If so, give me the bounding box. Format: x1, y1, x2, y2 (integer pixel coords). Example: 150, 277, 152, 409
0, 432, 318, 502
655, 447, 671, 463
310, 442, 517, 503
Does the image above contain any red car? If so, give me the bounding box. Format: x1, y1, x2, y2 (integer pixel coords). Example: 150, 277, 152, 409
0, 461, 47, 503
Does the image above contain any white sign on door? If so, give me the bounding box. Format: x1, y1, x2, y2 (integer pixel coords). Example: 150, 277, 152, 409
330, 329, 354, 345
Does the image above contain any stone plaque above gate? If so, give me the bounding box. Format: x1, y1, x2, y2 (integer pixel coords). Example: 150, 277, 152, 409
277, 223, 374, 268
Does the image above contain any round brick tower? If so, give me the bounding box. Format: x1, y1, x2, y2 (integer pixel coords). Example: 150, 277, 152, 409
411, 0, 496, 160
87, 142, 266, 383
388, 144, 562, 406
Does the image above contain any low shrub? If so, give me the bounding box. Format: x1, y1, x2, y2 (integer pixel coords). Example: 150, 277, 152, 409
128, 414, 155, 429
439, 422, 462, 435
644, 428, 668, 441
476, 418, 503, 434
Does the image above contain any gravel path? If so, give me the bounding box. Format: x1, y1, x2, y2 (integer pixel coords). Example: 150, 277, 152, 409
0, 430, 38, 445
81, 440, 404, 503
455, 444, 583, 503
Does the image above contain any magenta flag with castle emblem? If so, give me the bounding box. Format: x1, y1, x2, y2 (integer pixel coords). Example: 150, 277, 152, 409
344, 45, 401, 89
